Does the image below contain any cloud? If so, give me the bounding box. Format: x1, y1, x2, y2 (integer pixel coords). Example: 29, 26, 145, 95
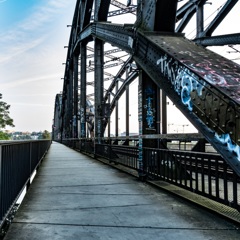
1, 73, 61, 90
0, 0, 72, 64
0, 36, 46, 64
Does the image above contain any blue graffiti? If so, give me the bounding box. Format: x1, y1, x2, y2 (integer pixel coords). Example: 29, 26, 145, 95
145, 87, 155, 96
144, 96, 155, 128
156, 54, 240, 165
214, 133, 240, 161
157, 56, 205, 111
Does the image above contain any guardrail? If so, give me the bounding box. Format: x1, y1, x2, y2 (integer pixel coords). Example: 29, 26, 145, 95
58, 138, 240, 212
143, 148, 240, 211
0, 140, 51, 228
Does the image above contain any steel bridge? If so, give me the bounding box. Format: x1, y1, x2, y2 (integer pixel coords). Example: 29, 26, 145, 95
1, 2, 240, 238
52, 0, 240, 213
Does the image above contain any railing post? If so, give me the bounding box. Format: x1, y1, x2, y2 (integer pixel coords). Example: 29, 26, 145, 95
26, 142, 31, 192
0, 145, 2, 222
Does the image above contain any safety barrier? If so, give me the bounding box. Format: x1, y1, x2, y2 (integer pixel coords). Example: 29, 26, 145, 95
58, 138, 240, 212
0, 140, 51, 228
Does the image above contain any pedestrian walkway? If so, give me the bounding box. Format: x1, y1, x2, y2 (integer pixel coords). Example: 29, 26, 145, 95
4, 142, 240, 240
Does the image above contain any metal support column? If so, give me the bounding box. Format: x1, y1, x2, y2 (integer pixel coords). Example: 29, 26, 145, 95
138, 70, 158, 179
69, 68, 74, 138
156, 89, 161, 135
108, 93, 111, 138
161, 90, 167, 134
94, 38, 104, 144
197, 3, 204, 38
138, 70, 144, 178
126, 67, 130, 140
126, 84, 130, 139
115, 79, 119, 139
73, 54, 79, 138
80, 43, 86, 139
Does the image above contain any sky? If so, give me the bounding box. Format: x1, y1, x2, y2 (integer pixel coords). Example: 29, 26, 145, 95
0, 0, 75, 132
0, 0, 239, 134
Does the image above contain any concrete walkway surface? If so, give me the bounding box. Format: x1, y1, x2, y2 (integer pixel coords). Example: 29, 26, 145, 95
4, 142, 240, 240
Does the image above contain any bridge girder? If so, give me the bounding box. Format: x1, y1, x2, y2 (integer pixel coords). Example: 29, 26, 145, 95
54, 0, 240, 176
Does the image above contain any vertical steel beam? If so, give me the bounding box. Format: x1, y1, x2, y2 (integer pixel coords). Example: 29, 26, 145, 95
136, 0, 177, 31
94, 0, 101, 21
138, 70, 144, 177
137, 0, 156, 31
81, 0, 94, 30
66, 82, 70, 138
80, 43, 87, 139
138, 70, 158, 178
126, 85, 130, 138
154, 0, 178, 32
73, 54, 79, 138
156, 89, 161, 135
161, 90, 167, 134
115, 79, 119, 138
68, 68, 74, 138
196, 3, 204, 38
108, 93, 111, 138
94, 0, 111, 21
126, 68, 130, 138
94, 38, 104, 143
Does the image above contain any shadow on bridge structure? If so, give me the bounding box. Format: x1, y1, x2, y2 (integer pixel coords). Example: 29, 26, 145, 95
1, 0, 240, 239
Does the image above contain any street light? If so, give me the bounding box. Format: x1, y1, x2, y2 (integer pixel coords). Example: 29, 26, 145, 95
182, 124, 189, 133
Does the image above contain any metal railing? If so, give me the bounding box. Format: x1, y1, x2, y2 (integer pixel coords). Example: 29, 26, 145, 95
58, 138, 240, 212
143, 148, 240, 211
0, 140, 51, 228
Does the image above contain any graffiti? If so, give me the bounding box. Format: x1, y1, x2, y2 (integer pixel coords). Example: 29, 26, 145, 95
214, 133, 240, 162
156, 53, 240, 165
183, 61, 227, 87
80, 107, 85, 137
157, 55, 205, 111
138, 86, 143, 174
144, 96, 155, 128
97, 119, 101, 141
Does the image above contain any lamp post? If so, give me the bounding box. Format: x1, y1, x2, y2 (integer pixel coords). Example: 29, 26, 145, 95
182, 124, 189, 133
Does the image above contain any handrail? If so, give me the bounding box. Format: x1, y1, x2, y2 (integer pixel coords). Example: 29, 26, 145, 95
0, 140, 51, 229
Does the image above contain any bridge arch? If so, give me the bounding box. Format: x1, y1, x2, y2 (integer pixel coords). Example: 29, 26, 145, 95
53, 0, 240, 176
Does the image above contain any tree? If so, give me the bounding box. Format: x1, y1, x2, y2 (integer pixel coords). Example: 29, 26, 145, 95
0, 131, 10, 140
42, 130, 51, 139
0, 93, 14, 139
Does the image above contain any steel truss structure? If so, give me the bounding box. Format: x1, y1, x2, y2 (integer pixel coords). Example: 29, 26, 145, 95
53, 0, 240, 176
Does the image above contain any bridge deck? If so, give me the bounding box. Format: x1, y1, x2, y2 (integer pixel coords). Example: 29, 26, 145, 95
4, 142, 240, 240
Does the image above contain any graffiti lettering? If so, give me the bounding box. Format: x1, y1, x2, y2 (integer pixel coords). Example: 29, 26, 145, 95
156, 54, 240, 162
157, 56, 204, 111
80, 107, 85, 137
214, 133, 240, 162
144, 96, 155, 128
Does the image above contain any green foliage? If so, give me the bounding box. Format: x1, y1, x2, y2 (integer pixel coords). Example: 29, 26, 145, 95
42, 130, 51, 139
0, 131, 10, 140
0, 93, 14, 129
